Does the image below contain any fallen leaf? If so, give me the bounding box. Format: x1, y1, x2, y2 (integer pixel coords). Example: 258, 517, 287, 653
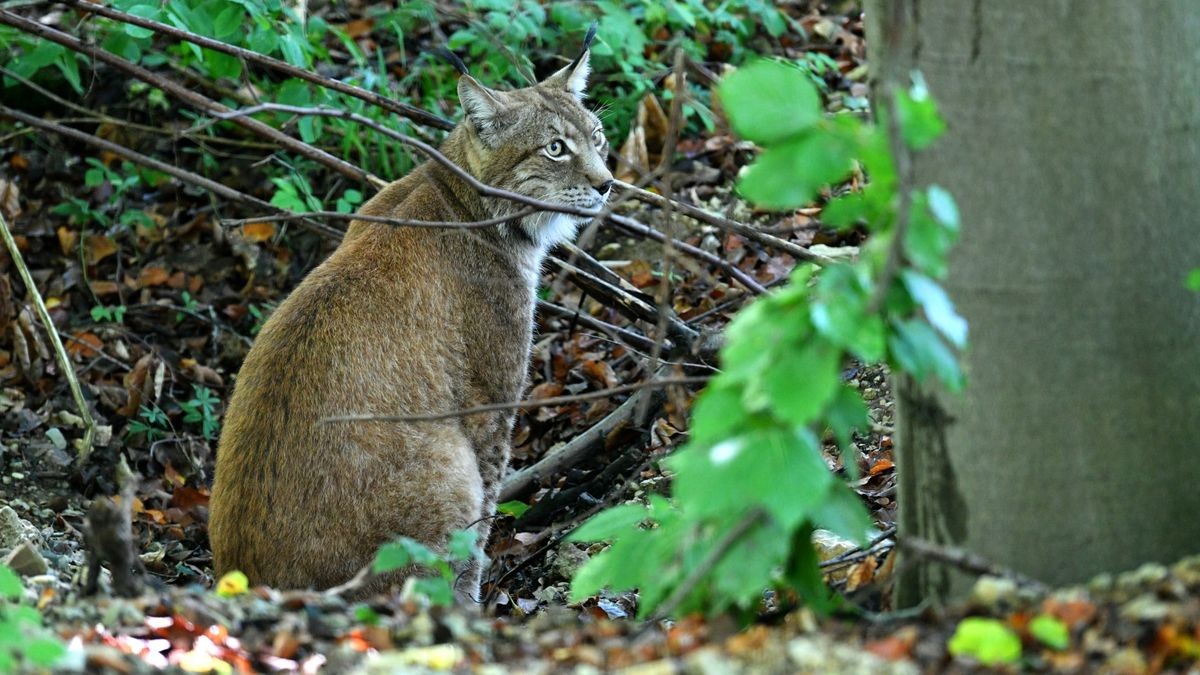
67, 331, 103, 359
215, 570, 249, 597
241, 222, 276, 243
868, 458, 894, 475
138, 266, 170, 288
86, 235, 118, 265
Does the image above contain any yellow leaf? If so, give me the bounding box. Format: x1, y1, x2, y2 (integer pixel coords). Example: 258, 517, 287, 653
215, 570, 249, 597
241, 221, 277, 243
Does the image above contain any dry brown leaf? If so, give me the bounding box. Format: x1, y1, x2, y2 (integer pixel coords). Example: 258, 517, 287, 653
0, 180, 19, 221
67, 331, 102, 359
844, 554, 878, 592
138, 266, 170, 288
85, 235, 119, 265
242, 221, 277, 243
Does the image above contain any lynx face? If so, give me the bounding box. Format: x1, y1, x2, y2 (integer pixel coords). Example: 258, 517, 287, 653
457, 51, 614, 249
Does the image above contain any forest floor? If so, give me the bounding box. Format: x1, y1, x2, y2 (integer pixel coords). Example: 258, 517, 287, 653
2, 1, 1199, 672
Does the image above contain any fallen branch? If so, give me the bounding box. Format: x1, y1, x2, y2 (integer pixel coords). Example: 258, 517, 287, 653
0, 10, 384, 188
615, 180, 834, 266
608, 213, 768, 294
537, 299, 664, 354
499, 372, 673, 501
0, 206, 95, 462
897, 537, 1050, 595
221, 208, 537, 230
63, 0, 454, 131
319, 376, 708, 425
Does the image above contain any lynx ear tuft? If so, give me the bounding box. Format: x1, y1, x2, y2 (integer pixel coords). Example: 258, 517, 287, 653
458, 75, 503, 135
544, 49, 590, 101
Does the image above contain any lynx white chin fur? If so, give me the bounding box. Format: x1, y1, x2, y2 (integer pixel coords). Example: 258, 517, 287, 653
208, 42, 613, 603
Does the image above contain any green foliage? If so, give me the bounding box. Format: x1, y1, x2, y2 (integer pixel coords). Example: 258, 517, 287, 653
1029, 614, 1070, 650
247, 303, 274, 336
126, 404, 169, 442
1187, 268, 1200, 292
570, 66, 966, 618
0, 566, 67, 671
49, 158, 160, 230
496, 500, 531, 518
372, 530, 481, 606
180, 384, 220, 440
947, 617, 1022, 666
90, 303, 127, 323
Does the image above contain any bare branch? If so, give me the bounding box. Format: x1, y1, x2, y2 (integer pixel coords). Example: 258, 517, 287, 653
62, 0, 454, 130
537, 299, 664, 354
318, 376, 708, 424
0, 105, 345, 239
0, 10, 385, 188
222, 208, 537, 230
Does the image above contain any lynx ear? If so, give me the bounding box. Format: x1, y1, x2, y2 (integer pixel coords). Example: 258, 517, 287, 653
543, 23, 597, 100
458, 75, 504, 135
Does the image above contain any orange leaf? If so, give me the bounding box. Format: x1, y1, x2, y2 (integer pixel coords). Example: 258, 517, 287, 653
89, 280, 120, 297
865, 627, 917, 662
845, 554, 878, 592
56, 226, 77, 255
868, 458, 895, 475
138, 266, 170, 288
241, 221, 277, 243
86, 234, 118, 264
67, 331, 102, 359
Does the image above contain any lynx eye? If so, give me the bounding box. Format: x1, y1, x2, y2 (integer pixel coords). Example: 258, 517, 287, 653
545, 139, 567, 158
592, 128, 605, 146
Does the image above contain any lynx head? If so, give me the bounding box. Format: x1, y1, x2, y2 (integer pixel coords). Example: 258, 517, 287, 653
454, 36, 614, 250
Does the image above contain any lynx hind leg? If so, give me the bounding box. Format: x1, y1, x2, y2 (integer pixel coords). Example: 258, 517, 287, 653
362, 423, 486, 604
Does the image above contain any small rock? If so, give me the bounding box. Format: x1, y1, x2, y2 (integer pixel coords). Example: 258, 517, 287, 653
0, 505, 39, 549
45, 427, 67, 450
4, 542, 48, 576
969, 576, 1018, 611
551, 543, 590, 580
863, 388, 878, 401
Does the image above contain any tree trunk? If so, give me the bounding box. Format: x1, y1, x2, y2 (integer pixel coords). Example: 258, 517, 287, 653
866, 1, 1200, 605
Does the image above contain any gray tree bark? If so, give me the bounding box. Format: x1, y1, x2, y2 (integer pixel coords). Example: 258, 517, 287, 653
865, 1, 1200, 605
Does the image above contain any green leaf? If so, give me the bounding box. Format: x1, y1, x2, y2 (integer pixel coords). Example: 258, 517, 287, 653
1186, 268, 1200, 292
889, 318, 964, 390
738, 131, 854, 210
670, 427, 833, 530
122, 5, 160, 39
496, 500, 529, 518
926, 185, 960, 231
894, 72, 946, 150
901, 270, 967, 348
904, 191, 957, 278
1029, 614, 1070, 650
709, 515, 788, 611
372, 541, 411, 573
202, 49, 242, 80
948, 617, 1022, 666
212, 5, 243, 40
569, 502, 648, 542
761, 339, 841, 426
411, 577, 455, 605
825, 385, 869, 465
687, 381, 748, 445
810, 483, 872, 545
0, 565, 22, 599
719, 59, 822, 145
447, 529, 478, 561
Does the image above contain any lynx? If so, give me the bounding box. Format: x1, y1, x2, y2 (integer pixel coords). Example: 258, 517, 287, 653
208, 40, 613, 603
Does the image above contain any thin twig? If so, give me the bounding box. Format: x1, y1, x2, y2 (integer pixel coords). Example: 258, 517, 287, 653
0, 105, 344, 240
0, 10, 384, 188
499, 367, 675, 501
897, 537, 1050, 595
0, 209, 96, 462
648, 508, 768, 622
614, 181, 834, 266
63, 0, 453, 130
319, 376, 708, 424
222, 208, 537, 230
537, 299, 663, 354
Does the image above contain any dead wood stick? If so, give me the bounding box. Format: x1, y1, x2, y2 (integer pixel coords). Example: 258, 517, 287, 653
498, 374, 673, 501
0, 105, 344, 240
607, 213, 768, 294
0, 10, 384, 188
320, 376, 707, 424
615, 180, 834, 266
897, 537, 1050, 594
537, 300, 664, 354
0, 205, 96, 461
221, 208, 537, 230
63, 0, 453, 131
548, 255, 699, 346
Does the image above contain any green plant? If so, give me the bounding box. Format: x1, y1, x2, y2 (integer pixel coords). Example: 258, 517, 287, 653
90, 303, 127, 323
180, 384, 220, 440
49, 158, 160, 230
247, 302, 275, 336
371, 530, 481, 606
0, 565, 66, 671
175, 291, 201, 323
569, 60, 965, 618
126, 404, 170, 442
947, 617, 1022, 666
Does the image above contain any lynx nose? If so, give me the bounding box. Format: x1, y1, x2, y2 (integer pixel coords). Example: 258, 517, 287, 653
594, 180, 614, 196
